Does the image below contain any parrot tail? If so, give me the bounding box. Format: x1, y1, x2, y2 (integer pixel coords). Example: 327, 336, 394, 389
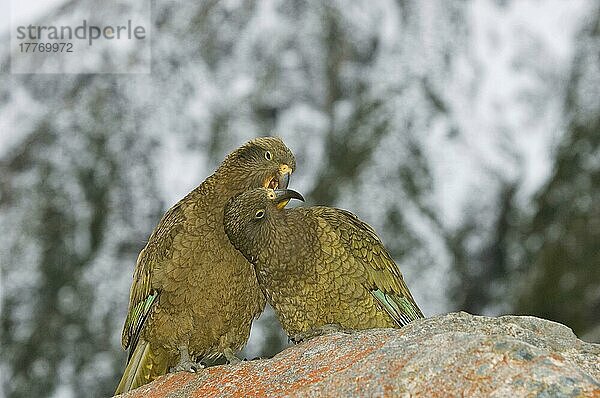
114, 340, 169, 395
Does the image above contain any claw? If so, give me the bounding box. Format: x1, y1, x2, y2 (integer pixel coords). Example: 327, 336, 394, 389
223, 347, 242, 365
170, 345, 205, 373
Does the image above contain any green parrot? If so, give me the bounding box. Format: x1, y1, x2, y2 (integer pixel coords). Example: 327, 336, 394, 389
115, 138, 296, 394
223, 188, 424, 342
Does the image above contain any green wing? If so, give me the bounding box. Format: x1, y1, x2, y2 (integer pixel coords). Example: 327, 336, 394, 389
318, 207, 424, 327
121, 201, 186, 356
122, 291, 159, 360
371, 290, 423, 327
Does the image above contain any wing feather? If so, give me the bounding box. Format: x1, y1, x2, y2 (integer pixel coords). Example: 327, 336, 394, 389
316, 207, 424, 326
121, 201, 187, 353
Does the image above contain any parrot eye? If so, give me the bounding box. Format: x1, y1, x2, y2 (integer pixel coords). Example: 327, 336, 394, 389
264, 151, 272, 161
255, 209, 265, 219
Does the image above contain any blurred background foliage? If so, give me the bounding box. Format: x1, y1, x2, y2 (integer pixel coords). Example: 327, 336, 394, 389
1, 1, 599, 397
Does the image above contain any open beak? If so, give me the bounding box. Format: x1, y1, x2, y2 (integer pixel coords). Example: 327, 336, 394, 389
277, 164, 292, 189
273, 189, 305, 209
264, 164, 293, 189
278, 171, 290, 189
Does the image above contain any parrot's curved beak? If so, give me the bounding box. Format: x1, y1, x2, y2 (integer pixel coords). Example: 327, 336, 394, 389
273, 189, 305, 209
277, 164, 293, 189
264, 164, 293, 189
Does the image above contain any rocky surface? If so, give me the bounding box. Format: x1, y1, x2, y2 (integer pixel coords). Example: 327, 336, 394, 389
116, 312, 600, 397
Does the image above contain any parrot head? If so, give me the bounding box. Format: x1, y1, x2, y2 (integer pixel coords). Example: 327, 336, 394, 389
220, 136, 296, 193
224, 188, 305, 261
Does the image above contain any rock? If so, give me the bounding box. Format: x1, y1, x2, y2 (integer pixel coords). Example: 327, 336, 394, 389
116, 312, 600, 397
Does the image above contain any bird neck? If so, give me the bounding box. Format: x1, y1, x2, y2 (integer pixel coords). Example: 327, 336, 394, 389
203, 169, 245, 203
208, 166, 259, 200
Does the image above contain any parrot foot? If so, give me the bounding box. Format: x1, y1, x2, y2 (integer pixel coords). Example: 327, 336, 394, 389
291, 323, 352, 343
223, 347, 242, 365
171, 360, 204, 373
171, 346, 204, 373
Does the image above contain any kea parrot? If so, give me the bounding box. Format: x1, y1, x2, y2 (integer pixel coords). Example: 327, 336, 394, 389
223, 188, 424, 342
115, 138, 296, 394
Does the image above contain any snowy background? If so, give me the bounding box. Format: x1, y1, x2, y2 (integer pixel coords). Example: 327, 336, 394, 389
1, 1, 599, 397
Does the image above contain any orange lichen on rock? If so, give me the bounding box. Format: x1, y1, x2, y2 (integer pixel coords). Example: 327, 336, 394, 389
116, 312, 600, 398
